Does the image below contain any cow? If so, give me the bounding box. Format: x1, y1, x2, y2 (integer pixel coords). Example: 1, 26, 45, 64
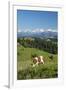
32, 56, 44, 67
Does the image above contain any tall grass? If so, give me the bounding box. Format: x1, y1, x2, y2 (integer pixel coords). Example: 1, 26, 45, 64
17, 64, 58, 80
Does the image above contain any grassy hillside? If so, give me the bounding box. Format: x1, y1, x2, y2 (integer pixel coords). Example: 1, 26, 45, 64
17, 45, 58, 79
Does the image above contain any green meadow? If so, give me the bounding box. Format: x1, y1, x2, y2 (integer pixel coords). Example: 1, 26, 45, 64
17, 44, 58, 80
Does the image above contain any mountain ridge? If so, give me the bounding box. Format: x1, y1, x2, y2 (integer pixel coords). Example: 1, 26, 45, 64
17, 30, 58, 38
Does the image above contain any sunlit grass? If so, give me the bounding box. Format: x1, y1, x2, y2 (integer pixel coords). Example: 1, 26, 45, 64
17, 45, 58, 79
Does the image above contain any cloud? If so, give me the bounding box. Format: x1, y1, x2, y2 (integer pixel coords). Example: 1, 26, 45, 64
32, 29, 39, 33
17, 29, 22, 33
31, 28, 57, 33
47, 29, 57, 32
39, 29, 45, 32
23, 28, 41, 33
17, 28, 57, 33
23, 29, 32, 33
31, 29, 45, 33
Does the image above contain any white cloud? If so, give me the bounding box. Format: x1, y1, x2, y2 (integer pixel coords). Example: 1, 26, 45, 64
24, 29, 30, 32
47, 29, 57, 32
47, 29, 52, 32
32, 30, 36, 33
18, 29, 31, 33
31, 29, 45, 33
18, 28, 57, 33
23, 28, 40, 33
31, 28, 57, 33
32, 29, 39, 33
39, 29, 45, 32
17, 29, 22, 33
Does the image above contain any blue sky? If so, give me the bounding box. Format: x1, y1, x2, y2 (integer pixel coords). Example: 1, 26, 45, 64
17, 10, 58, 33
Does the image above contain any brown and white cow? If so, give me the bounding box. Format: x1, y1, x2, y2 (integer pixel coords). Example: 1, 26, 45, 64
32, 56, 44, 67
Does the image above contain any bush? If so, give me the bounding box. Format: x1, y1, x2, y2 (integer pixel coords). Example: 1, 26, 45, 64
49, 55, 54, 60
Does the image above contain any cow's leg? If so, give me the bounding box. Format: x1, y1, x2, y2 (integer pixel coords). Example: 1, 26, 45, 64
42, 60, 44, 64
40, 59, 44, 64
33, 63, 37, 67
36, 62, 39, 66
33, 64, 35, 67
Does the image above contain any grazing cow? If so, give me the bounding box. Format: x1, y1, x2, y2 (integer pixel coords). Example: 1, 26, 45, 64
32, 56, 44, 67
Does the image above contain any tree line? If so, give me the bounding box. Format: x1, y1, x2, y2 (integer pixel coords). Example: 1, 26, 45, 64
17, 37, 58, 54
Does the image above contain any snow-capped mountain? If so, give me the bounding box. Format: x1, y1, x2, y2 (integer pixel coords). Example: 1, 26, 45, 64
17, 29, 57, 38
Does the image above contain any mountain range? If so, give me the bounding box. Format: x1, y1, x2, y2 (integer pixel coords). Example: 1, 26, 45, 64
17, 30, 57, 38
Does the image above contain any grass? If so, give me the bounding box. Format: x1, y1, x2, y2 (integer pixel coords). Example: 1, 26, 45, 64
17, 45, 58, 80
